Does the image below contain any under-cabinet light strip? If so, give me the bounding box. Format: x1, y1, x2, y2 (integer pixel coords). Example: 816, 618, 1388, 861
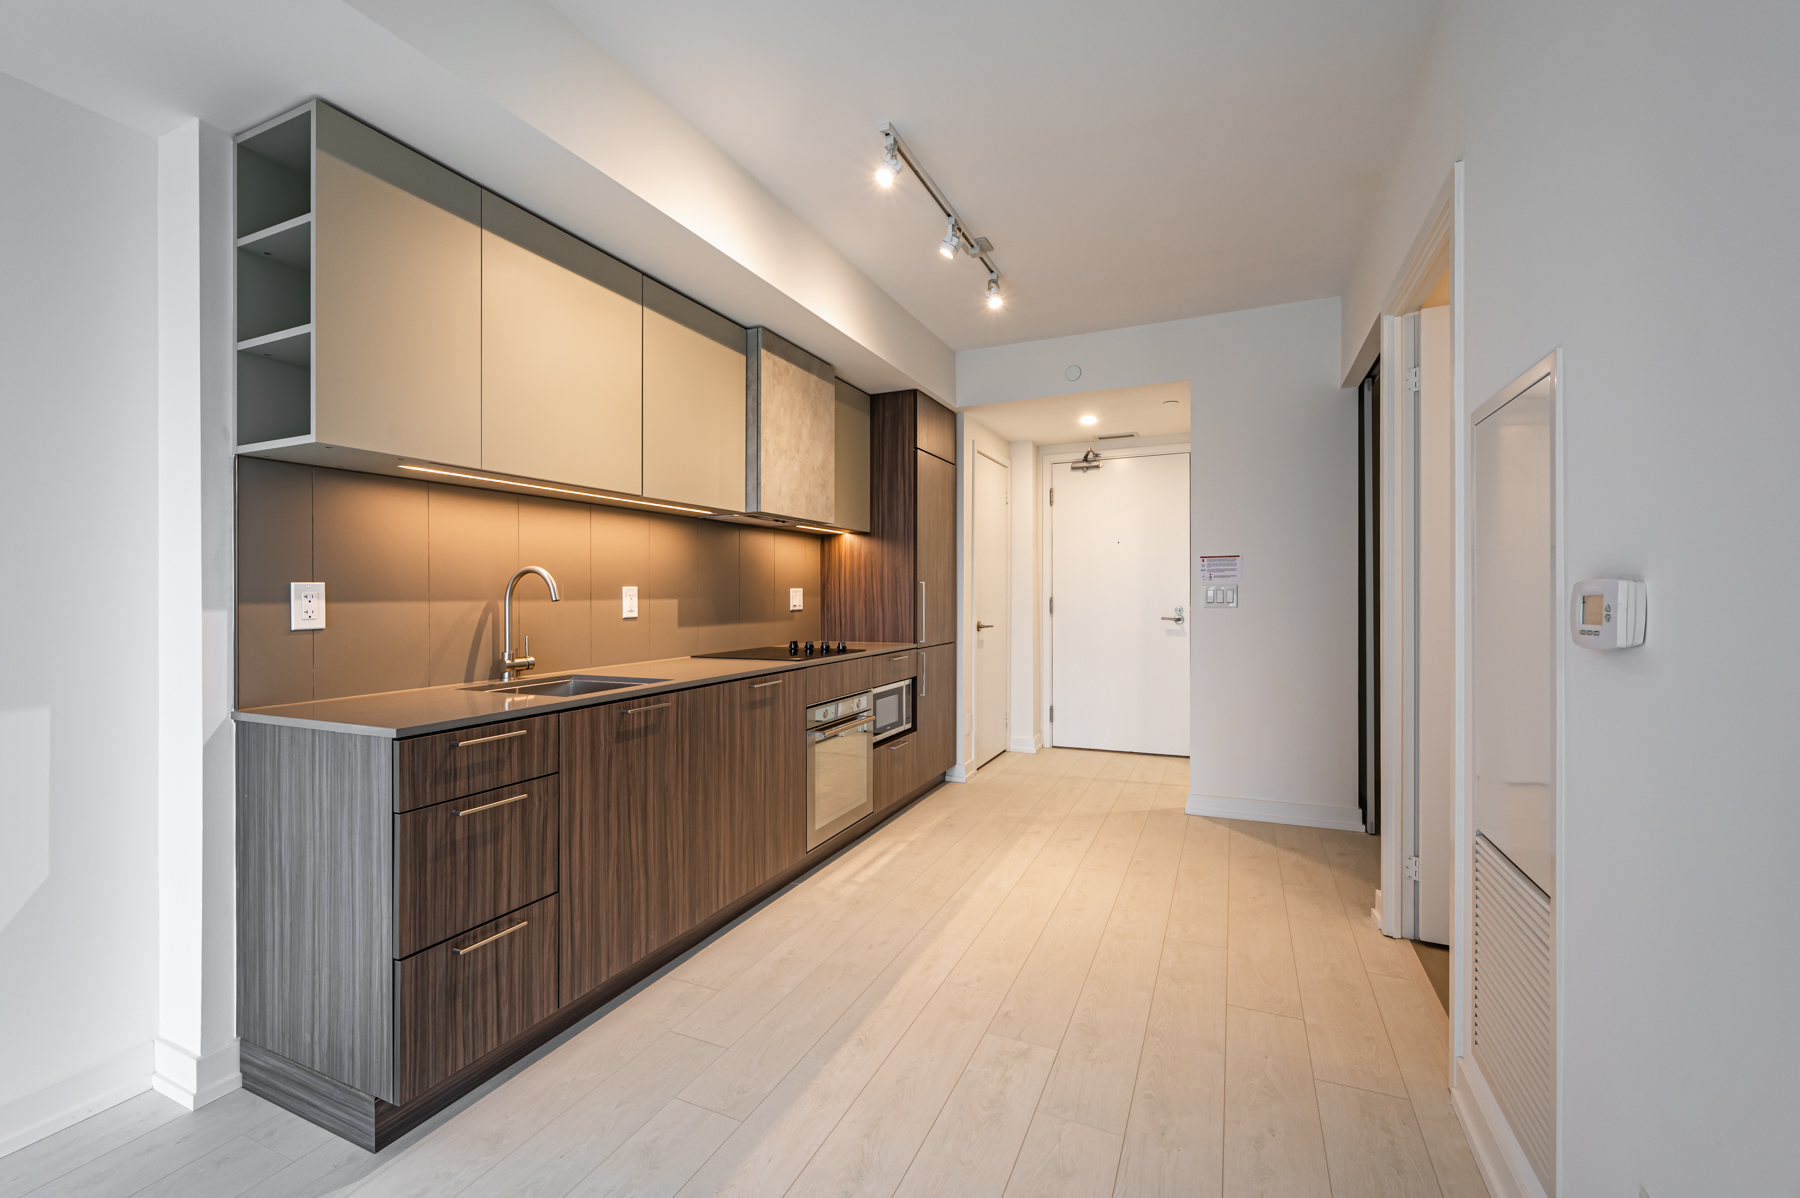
397, 464, 713, 514
795, 525, 848, 535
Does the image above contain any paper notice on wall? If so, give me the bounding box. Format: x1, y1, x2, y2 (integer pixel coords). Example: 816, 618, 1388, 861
1199, 555, 1241, 581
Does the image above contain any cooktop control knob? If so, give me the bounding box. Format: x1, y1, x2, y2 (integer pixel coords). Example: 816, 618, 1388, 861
804, 640, 815, 654
837, 640, 848, 652
788, 640, 799, 655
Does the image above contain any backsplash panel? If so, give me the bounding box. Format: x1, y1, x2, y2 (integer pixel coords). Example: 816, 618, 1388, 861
237, 458, 824, 708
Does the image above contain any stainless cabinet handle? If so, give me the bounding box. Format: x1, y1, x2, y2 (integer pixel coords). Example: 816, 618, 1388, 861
452, 920, 528, 955
918, 581, 926, 644
453, 792, 528, 817
624, 702, 671, 715
919, 652, 926, 699
457, 727, 528, 748
749, 680, 784, 690
889, 654, 911, 662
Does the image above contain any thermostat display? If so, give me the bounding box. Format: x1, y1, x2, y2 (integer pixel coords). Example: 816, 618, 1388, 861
1570, 578, 1646, 650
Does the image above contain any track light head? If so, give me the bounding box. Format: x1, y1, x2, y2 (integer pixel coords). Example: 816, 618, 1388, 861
939, 217, 963, 260
876, 136, 904, 188
986, 273, 1003, 309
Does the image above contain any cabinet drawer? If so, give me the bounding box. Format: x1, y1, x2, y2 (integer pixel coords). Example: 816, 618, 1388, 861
875, 650, 918, 686
805, 657, 877, 704
874, 734, 915, 813
394, 779, 559, 958
394, 894, 557, 1104
395, 716, 559, 812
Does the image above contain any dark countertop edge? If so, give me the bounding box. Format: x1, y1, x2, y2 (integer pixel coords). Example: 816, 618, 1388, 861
230, 644, 924, 739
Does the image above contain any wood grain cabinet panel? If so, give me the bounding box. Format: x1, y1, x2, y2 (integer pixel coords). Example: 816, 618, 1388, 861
805, 657, 877, 704
480, 192, 643, 494
914, 643, 958, 787
916, 450, 958, 647
722, 675, 805, 900
915, 391, 957, 463
394, 716, 558, 812
875, 649, 919, 686
394, 779, 558, 958
394, 895, 557, 1105
559, 695, 689, 1004
874, 735, 915, 813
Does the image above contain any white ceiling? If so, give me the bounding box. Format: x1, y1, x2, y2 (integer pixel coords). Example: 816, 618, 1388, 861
963, 382, 1190, 445
551, 0, 1442, 352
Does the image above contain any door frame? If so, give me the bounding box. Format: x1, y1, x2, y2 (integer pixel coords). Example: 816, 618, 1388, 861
1038, 436, 1193, 750
971, 447, 1012, 770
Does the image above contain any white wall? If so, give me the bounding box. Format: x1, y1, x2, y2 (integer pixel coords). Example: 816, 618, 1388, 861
1343, 2, 1800, 1190
958, 298, 1359, 825
0, 70, 163, 1152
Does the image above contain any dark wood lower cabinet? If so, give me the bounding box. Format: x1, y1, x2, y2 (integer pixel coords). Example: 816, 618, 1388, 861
394, 895, 557, 1104
874, 735, 915, 812
719, 674, 805, 898
915, 642, 957, 786
393, 779, 558, 958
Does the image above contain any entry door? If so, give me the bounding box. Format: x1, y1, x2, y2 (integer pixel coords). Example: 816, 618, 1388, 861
1050, 451, 1190, 755
973, 452, 1010, 767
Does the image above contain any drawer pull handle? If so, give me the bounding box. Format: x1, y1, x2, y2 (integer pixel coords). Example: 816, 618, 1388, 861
624, 702, 671, 715
749, 680, 784, 690
452, 920, 528, 955
453, 792, 528, 817
457, 728, 528, 748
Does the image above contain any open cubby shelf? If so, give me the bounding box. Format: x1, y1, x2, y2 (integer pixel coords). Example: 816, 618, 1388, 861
237, 324, 312, 366
237, 104, 314, 451
238, 213, 312, 270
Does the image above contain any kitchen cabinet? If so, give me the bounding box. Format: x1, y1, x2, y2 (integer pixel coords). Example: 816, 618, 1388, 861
236, 101, 486, 466
834, 379, 872, 533
804, 655, 879, 704
914, 643, 958, 787
481, 192, 643, 494
821, 389, 960, 648
873, 735, 916, 813
644, 279, 747, 510
707, 674, 805, 902
393, 778, 558, 958
746, 328, 838, 524
560, 693, 695, 1002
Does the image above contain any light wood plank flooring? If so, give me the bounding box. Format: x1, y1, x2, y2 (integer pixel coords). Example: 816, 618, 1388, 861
1, 749, 1487, 1198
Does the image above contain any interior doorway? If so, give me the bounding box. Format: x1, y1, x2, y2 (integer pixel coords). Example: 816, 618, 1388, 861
1047, 447, 1190, 755
972, 450, 1010, 768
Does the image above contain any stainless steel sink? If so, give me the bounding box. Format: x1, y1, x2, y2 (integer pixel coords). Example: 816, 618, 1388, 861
467, 674, 669, 698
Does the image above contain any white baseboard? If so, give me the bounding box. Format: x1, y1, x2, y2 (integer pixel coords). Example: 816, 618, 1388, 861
0, 1041, 154, 1158
1006, 734, 1042, 753
151, 1038, 240, 1111
1452, 1053, 1549, 1198
1184, 792, 1365, 832
945, 762, 968, 783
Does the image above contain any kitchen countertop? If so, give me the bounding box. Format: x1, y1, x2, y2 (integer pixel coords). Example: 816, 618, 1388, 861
232, 643, 920, 738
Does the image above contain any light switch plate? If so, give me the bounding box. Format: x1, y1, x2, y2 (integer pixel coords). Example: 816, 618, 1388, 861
1203, 585, 1239, 608
789, 587, 804, 612
622, 586, 638, 619
290, 582, 326, 630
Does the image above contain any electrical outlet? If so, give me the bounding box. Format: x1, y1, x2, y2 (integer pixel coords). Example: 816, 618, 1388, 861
290, 582, 326, 630
621, 586, 638, 619
789, 587, 804, 612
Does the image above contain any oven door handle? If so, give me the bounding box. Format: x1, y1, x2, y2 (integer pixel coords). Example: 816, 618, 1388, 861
809, 715, 874, 742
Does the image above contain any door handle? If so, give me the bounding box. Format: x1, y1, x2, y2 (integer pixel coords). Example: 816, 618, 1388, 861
1160, 606, 1185, 624
976, 622, 993, 631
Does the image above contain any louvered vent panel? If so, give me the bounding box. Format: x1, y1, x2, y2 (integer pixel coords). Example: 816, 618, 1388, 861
1472, 832, 1555, 1196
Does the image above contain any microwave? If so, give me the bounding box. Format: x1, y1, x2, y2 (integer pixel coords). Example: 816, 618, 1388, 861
870, 678, 913, 742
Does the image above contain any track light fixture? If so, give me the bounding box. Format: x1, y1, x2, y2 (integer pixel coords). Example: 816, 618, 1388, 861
939, 217, 963, 260
875, 133, 904, 187
876, 121, 1005, 313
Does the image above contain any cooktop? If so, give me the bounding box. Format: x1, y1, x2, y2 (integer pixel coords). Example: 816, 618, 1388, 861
693, 642, 866, 661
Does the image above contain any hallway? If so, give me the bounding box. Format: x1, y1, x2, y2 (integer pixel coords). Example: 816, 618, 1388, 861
1, 748, 1485, 1198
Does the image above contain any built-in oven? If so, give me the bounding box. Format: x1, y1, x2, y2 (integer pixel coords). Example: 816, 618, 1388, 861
871, 678, 913, 743
805, 691, 873, 851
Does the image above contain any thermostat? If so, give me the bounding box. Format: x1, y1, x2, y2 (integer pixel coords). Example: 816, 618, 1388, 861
1570, 578, 1646, 649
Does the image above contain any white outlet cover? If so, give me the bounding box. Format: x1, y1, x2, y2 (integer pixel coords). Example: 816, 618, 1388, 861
290, 581, 326, 630
622, 586, 639, 619
789, 587, 804, 611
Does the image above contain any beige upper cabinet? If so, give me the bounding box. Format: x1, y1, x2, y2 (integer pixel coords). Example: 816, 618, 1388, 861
833, 379, 871, 533
314, 103, 482, 468
480, 192, 644, 495
643, 279, 747, 510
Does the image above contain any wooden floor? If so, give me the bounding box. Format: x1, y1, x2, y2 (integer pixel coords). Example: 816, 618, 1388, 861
0, 749, 1488, 1198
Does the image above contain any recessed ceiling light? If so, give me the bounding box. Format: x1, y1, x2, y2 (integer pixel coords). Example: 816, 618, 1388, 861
1079, 415, 1098, 426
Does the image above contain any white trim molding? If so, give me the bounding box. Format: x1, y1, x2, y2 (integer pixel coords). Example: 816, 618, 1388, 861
0, 1043, 154, 1158
152, 1037, 242, 1111
1452, 1053, 1551, 1198
1185, 792, 1365, 832
1007, 733, 1043, 754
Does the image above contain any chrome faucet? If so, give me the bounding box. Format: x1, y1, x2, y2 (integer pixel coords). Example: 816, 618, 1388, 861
501, 566, 560, 681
